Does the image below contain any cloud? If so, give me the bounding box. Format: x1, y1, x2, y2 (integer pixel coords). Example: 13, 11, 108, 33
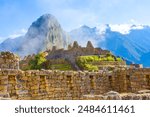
0, 28, 27, 44
109, 24, 132, 34
36, 0, 100, 31
109, 24, 144, 34
1, 0, 150, 39
0, 37, 5, 43
129, 19, 139, 24
57, 9, 99, 30
8, 29, 27, 39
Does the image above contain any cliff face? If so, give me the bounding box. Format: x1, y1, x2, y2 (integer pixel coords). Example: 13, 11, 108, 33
0, 14, 71, 57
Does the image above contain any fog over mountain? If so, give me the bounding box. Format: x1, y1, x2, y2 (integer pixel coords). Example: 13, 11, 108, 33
70, 24, 150, 67
0, 14, 150, 67
0, 14, 71, 57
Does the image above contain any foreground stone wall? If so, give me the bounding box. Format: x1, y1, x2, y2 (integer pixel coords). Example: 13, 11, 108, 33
0, 69, 150, 100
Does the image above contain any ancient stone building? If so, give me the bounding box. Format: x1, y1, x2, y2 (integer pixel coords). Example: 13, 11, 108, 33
47, 41, 110, 59
19, 41, 112, 70
46, 41, 110, 70
0, 52, 20, 69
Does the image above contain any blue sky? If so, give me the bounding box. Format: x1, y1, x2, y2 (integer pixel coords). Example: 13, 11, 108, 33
0, 0, 150, 41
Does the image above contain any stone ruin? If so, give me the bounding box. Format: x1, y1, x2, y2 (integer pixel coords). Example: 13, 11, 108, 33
46, 41, 111, 70
47, 41, 110, 59
19, 41, 112, 70
0, 68, 150, 100
0, 42, 150, 100
0, 52, 19, 70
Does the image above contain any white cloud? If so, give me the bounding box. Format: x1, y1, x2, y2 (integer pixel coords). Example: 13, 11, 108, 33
129, 19, 139, 24
8, 28, 27, 39
96, 24, 109, 35
130, 19, 136, 24
0, 37, 5, 43
36, 0, 100, 31
0, 28, 27, 44
109, 24, 132, 34
109, 24, 144, 34
59, 9, 99, 30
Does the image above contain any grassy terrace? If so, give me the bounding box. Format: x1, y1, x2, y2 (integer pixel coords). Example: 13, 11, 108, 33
48, 64, 72, 71
76, 55, 123, 71
26, 52, 73, 71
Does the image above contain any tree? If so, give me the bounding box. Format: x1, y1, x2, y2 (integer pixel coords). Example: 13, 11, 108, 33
29, 52, 46, 70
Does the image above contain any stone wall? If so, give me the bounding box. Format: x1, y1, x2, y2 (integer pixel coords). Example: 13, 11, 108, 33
0, 69, 150, 100
0, 52, 19, 69
46, 41, 110, 70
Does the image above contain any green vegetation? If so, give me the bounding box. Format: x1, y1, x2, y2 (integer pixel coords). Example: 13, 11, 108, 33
29, 52, 46, 70
76, 56, 99, 71
42, 58, 73, 71
49, 64, 72, 71
76, 55, 122, 63
26, 52, 123, 71
76, 55, 123, 71
26, 54, 73, 71
116, 57, 122, 61
84, 64, 99, 71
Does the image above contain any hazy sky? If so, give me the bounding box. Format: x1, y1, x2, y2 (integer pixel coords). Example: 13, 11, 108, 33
0, 0, 150, 41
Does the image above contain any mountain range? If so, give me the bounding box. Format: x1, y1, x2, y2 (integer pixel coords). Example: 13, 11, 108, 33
70, 24, 150, 67
0, 14, 150, 67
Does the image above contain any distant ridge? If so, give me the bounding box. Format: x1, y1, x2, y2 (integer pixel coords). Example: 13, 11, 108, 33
70, 24, 150, 67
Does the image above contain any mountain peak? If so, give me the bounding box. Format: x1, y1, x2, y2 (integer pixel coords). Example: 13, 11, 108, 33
0, 14, 71, 57
27, 13, 61, 38
40, 13, 55, 18
81, 25, 90, 29
30, 14, 60, 29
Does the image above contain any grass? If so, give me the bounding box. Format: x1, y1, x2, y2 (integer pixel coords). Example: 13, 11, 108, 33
76, 55, 123, 71
50, 64, 72, 71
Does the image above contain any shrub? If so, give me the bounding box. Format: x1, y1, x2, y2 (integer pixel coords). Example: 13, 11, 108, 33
107, 56, 115, 61
84, 64, 99, 71
116, 57, 122, 61
29, 52, 46, 70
